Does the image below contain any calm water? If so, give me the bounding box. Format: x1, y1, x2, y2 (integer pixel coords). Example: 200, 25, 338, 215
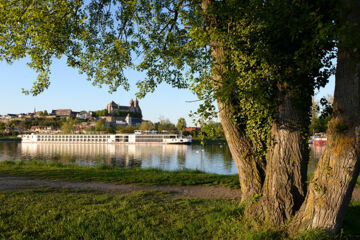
0, 142, 324, 175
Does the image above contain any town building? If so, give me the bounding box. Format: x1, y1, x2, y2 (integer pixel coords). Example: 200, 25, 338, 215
106, 99, 143, 126
51, 109, 74, 118
107, 99, 142, 115
76, 111, 91, 120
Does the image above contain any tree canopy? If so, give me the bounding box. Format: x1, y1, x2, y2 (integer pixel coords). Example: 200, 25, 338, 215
1, 0, 338, 153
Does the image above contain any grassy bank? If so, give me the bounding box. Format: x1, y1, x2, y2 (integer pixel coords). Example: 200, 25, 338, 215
0, 161, 240, 188
0, 188, 358, 240
0, 136, 21, 141
1, 160, 359, 187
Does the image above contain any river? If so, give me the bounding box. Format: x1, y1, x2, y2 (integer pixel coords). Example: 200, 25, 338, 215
0, 142, 324, 175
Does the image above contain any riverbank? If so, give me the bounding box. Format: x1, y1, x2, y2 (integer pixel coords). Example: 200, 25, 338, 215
1, 161, 360, 239
191, 137, 227, 145
1, 160, 359, 188
0, 136, 21, 141
0, 161, 240, 188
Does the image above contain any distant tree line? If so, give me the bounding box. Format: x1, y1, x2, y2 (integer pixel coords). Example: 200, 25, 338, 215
309, 96, 333, 134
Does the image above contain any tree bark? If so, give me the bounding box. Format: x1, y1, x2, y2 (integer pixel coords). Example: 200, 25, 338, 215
290, 45, 360, 234
255, 86, 309, 226
202, 0, 265, 201
211, 36, 265, 201
218, 100, 264, 200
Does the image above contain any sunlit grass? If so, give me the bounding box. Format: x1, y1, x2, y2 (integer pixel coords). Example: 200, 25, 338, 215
0, 188, 358, 240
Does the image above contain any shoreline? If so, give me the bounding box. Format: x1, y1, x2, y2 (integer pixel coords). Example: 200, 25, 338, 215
0, 136, 21, 142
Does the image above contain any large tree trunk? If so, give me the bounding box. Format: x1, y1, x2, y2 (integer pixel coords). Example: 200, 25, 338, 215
290, 45, 360, 234
203, 0, 308, 211
202, 0, 265, 201
255, 86, 309, 226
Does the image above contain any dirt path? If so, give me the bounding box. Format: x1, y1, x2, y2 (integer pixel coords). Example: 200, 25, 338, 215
0, 176, 242, 199
1, 176, 360, 201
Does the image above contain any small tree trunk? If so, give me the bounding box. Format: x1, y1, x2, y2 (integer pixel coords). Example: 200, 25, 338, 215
290, 45, 360, 234
255, 86, 309, 226
218, 100, 264, 200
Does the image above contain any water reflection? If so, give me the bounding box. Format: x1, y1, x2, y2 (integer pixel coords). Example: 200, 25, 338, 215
309, 144, 326, 173
0, 142, 236, 174
0, 142, 326, 175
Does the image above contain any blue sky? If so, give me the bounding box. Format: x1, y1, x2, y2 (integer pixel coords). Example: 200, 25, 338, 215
0, 58, 334, 125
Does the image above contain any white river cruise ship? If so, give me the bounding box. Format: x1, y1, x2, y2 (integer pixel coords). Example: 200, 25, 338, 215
20, 132, 192, 144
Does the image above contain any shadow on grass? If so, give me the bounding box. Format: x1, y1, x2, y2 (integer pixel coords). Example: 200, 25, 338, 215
343, 201, 360, 238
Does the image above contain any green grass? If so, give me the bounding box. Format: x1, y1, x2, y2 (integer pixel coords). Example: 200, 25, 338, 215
1, 160, 359, 188
0, 136, 21, 141
0, 160, 240, 188
0, 188, 358, 240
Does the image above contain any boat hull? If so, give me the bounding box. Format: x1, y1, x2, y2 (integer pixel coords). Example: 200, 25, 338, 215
20, 133, 192, 144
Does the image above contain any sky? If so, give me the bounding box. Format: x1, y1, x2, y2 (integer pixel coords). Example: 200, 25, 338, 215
0, 58, 334, 125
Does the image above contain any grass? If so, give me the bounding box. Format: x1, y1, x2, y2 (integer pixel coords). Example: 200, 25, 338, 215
0, 136, 21, 141
1, 160, 359, 188
0, 160, 240, 188
0, 188, 358, 240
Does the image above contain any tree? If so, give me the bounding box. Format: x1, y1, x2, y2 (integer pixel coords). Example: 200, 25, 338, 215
95, 120, 106, 132
289, 0, 360, 233
309, 98, 332, 134
61, 118, 77, 134
94, 109, 109, 117
201, 121, 224, 140
85, 126, 95, 133
1, 0, 357, 234
176, 118, 186, 136
139, 121, 153, 131
106, 127, 115, 133
157, 118, 175, 133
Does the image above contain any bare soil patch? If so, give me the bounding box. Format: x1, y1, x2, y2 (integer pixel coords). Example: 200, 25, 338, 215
1, 176, 359, 201
0, 176, 242, 199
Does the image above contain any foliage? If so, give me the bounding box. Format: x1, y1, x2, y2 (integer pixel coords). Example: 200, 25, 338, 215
155, 118, 176, 133
111, 110, 142, 118
201, 121, 225, 140
0, 1, 339, 152
309, 97, 333, 134
106, 127, 115, 133
176, 118, 186, 135
39, 110, 49, 117
0, 0, 85, 95
85, 126, 95, 133
112, 110, 127, 117
24, 118, 64, 129
139, 121, 153, 131
310, 116, 331, 134
94, 109, 109, 117
95, 119, 106, 132
60, 118, 77, 134
116, 125, 138, 133
319, 97, 333, 119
